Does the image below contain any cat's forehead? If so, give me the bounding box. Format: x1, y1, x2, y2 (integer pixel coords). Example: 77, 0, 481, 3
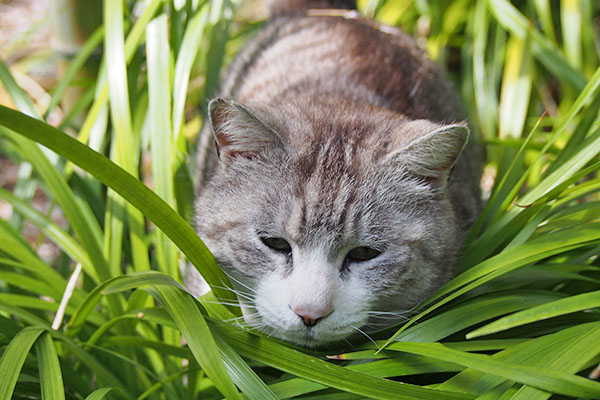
263, 100, 438, 158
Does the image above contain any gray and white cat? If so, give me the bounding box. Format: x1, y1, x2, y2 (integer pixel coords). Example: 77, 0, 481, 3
187, 0, 482, 347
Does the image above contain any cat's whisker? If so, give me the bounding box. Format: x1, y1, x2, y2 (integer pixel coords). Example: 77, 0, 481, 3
363, 313, 412, 321
221, 272, 257, 294
341, 336, 358, 351
233, 292, 256, 302
211, 284, 256, 302
223, 312, 261, 324
201, 300, 253, 308
350, 325, 381, 351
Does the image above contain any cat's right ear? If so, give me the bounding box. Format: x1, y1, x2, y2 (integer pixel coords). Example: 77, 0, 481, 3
387, 121, 470, 187
208, 98, 285, 163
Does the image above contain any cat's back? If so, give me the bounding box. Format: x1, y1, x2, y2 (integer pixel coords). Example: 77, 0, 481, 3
197, 1, 482, 227
221, 9, 464, 123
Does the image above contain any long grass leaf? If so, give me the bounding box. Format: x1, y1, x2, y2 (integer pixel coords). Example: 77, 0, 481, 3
146, 13, 178, 277
439, 322, 600, 396
0, 187, 95, 281
0, 220, 67, 288
78, 0, 162, 146
84, 388, 120, 400
467, 290, 600, 338
383, 223, 600, 346
215, 334, 279, 400
0, 105, 234, 302
385, 341, 600, 398
393, 290, 564, 343
0, 327, 44, 400
66, 271, 184, 335
487, 0, 586, 90
1, 128, 110, 285
36, 332, 65, 400
43, 27, 104, 119
149, 286, 242, 400
217, 323, 474, 400
172, 4, 209, 141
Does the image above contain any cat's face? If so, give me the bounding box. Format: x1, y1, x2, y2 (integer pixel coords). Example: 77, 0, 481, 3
194, 99, 468, 346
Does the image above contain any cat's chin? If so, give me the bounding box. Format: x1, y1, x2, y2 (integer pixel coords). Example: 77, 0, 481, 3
241, 304, 360, 347
258, 323, 354, 348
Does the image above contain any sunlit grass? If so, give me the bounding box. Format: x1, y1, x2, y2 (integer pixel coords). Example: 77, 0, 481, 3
0, 0, 599, 399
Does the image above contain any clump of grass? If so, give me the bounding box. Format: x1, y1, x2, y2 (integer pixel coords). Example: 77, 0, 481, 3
1, 0, 599, 399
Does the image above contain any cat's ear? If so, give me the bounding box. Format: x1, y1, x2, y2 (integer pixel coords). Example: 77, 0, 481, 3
390, 121, 470, 186
208, 98, 284, 162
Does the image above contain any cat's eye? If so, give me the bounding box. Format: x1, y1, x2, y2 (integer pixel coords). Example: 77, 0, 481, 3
345, 246, 381, 263
260, 237, 292, 254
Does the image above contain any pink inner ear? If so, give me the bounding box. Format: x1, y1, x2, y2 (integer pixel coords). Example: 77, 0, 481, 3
209, 98, 286, 162
211, 101, 242, 161
215, 131, 233, 159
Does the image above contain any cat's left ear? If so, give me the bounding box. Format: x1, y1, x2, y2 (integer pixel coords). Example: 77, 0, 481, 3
390, 121, 470, 186
208, 98, 285, 163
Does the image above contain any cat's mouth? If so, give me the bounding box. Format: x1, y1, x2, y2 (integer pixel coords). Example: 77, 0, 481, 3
247, 302, 364, 347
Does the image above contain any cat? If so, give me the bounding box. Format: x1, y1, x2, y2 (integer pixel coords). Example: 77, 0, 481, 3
186, 0, 483, 347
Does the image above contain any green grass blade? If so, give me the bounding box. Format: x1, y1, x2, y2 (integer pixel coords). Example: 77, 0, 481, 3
462, 107, 544, 251
36, 332, 65, 400
439, 322, 600, 396
43, 26, 104, 119
393, 290, 565, 343
0, 105, 233, 302
104, 0, 150, 276
265, 357, 462, 399
0, 326, 44, 400
533, 0, 557, 40
0, 302, 52, 328
467, 289, 600, 338
215, 335, 279, 400
149, 286, 242, 400
1, 128, 111, 284
0, 60, 40, 119
383, 223, 600, 346
84, 388, 120, 400
0, 187, 96, 281
0, 219, 67, 288
508, 326, 600, 399
470, 0, 498, 141
386, 342, 600, 398
498, 34, 532, 139
99, 335, 190, 358
172, 4, 209, 141
561, 0, 582, 69
78, 0, 162, 148
217, 323, 474, 400
0, 272, 63, 301
55, 335, 128, 393
523, 127, 600, 203
146, 13, 178, 277
462, 64, 600, 267
487, 0, 586, 90
104, 0, 133, 148
0, 59, 46, 231
66, 271, 184, 335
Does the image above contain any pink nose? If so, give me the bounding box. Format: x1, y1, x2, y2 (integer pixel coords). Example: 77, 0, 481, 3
291, 306, 332, 327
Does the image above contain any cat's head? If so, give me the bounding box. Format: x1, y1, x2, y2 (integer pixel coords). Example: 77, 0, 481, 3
194, 98, 469, 347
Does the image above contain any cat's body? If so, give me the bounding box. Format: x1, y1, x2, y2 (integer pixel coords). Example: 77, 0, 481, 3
187, 0, 482, 346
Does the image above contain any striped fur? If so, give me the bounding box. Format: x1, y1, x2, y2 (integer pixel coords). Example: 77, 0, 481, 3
267, 0, 357, 16
188, 1, 483, 347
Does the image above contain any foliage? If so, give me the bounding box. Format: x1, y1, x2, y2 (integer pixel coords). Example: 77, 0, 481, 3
0, 0, 599, 398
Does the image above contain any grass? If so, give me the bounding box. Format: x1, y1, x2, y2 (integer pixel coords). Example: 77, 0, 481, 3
0, 0, 599, 398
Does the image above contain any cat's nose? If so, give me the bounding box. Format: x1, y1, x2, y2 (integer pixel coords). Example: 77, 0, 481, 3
291, 305, 332, 327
